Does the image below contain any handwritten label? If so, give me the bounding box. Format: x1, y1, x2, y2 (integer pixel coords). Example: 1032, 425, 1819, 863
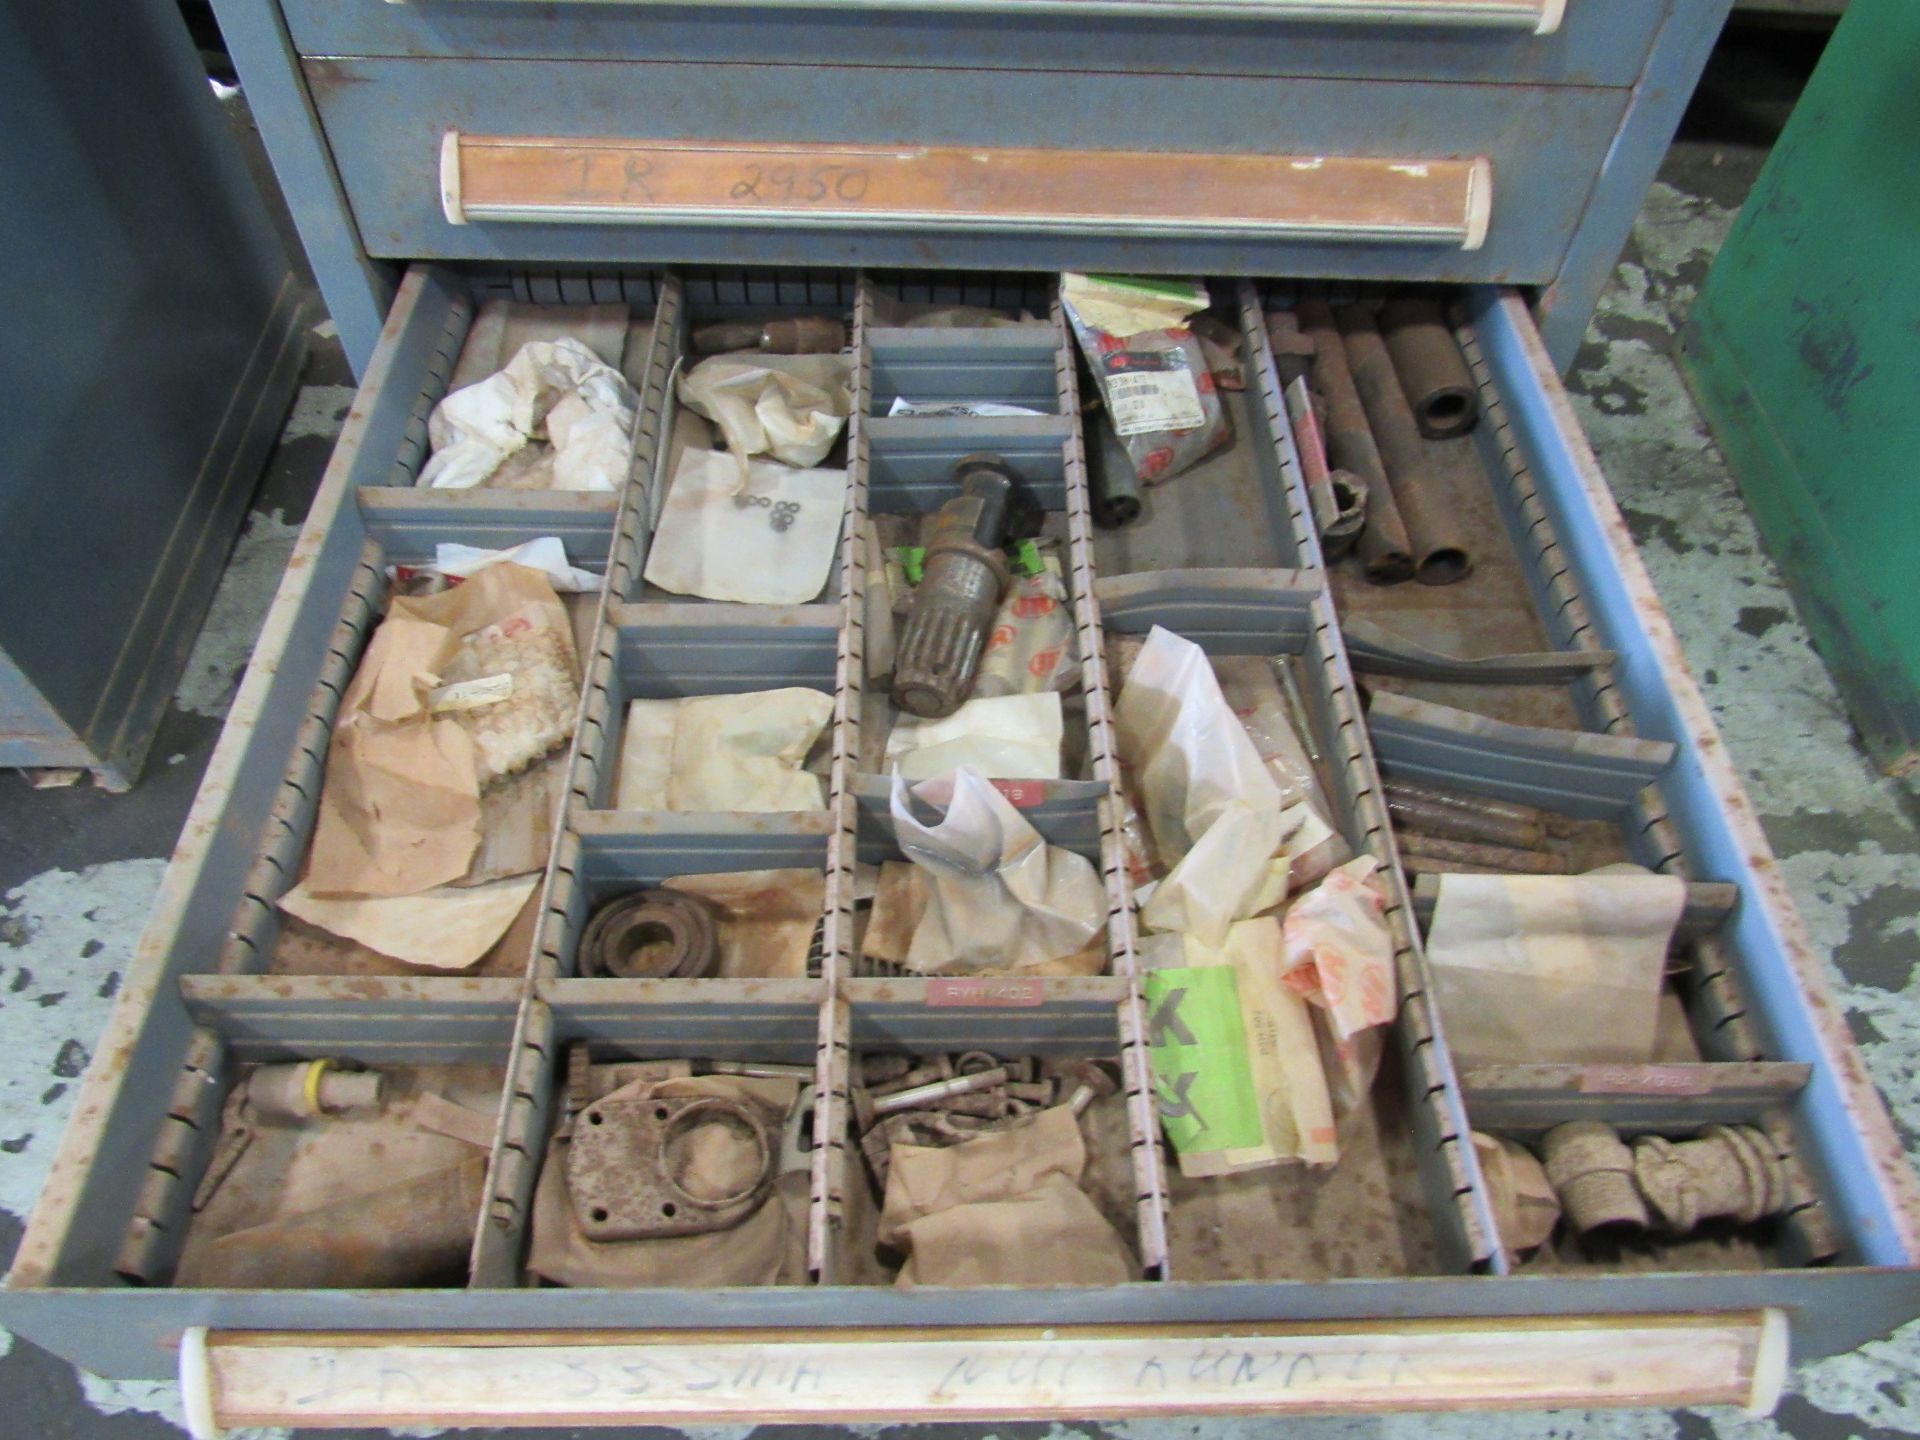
428, 672, 513, 713
1577, 1065, 1713, 1096
926, 976, 1046, 1008
201, 1317, 1766, 1426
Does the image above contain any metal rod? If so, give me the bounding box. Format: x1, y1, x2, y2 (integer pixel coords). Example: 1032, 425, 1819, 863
1338, 303, 1473, 586
872, 1067, 1009, 1117
1386, 788, 1545, 849
1396, 830, 1567, 874
1296, 299, 1413, 583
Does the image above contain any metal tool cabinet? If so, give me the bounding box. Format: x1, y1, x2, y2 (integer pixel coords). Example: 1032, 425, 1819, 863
216, 0, 1725, 375
8, 0, 1920, 1431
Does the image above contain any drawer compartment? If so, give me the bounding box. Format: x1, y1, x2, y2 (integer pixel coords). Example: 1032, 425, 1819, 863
4, 262, 1916, 1428
310, 58, 1624, 284
281, 0, 1663, 90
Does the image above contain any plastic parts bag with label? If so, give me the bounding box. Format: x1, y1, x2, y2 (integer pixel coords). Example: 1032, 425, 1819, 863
888, 768, 1104, 975
677, 353, 852, 469
884, 692, 1064, 781
643, 448, 849, 605
1062, 273, 1230, 485
420, 338, 639, 492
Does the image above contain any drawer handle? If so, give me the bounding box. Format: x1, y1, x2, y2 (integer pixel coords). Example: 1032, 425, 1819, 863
438, 133, 1494, 251
179, 1309, 1784, 1435
402, 0, 1565, 34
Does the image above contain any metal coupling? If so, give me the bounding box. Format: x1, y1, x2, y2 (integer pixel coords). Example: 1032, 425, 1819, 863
891, 454, 1017, 719
1542, 1121, 1648, 1233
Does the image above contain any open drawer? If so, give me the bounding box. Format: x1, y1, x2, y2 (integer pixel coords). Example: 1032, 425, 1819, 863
3, 262, 1916, 1435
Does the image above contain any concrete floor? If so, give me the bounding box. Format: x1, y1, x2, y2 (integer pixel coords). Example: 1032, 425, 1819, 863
4, 28, 1917, 1440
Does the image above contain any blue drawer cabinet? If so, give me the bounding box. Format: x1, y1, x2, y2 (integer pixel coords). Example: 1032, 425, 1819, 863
211, 0, 1730, 373
14, 5, 1904, 1433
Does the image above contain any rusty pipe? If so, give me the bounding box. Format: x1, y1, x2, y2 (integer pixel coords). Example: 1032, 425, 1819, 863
1395, 831, 1566, 875
1338, 304, 1472, 586
1295, 300, 1412, 584
1379, 296, 1480, 439
1384, 779, 1545, 830
1384, 788, 1546, 850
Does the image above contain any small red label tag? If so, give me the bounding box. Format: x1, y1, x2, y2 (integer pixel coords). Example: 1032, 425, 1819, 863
992, 779, 1051, 809
926, 977, 1047, 1008
1577, 1065, 1710, 1096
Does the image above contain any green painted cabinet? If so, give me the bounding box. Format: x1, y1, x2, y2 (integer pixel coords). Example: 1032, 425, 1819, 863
1682, 0, 1920, 777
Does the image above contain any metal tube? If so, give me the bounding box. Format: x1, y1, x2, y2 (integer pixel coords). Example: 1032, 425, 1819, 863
871, 1066, 1009, 1117
1396, 830, 1566, 875
1379, 296, 1480, 439
1338, 303, 1473, 586
1384, 779, 1546, 829
1295, 300, 1413, 583
1384, 789, 1545, 849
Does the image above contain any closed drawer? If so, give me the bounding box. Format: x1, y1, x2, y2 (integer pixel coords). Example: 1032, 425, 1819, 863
4, 261, 1916, 1433
311, 57, 1626, 284
283, 0, 1667, 90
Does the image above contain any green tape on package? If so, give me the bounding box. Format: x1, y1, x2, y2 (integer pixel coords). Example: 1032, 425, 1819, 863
1141, 967, 1263, 1154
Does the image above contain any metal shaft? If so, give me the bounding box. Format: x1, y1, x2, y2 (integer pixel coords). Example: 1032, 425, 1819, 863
1296, 300, 1413, 584
1378, 296, 1480, 439
1338, 303, 1473, 586
892, 454, 1016, 718
871, 1066, 1009, 1117
1384, 787, 1545, 849
1395, 830, 1566, 875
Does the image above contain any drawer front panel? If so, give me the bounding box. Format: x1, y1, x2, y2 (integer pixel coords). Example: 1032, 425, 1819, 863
281, 0, 1667, 90
312, 58, 1625, 283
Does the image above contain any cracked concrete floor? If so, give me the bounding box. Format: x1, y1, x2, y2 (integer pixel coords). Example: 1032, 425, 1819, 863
4, 30, 1918, 1440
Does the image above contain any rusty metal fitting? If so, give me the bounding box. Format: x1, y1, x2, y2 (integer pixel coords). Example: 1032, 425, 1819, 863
859, 1053, 913, 1086
924, 1089, 1010, 1120
578, 889, 720, 979
954, 1051, 1001, 1076
1395, 831, 1566, 875
703, 1060, 816, 1081
1005, 1082, 1053, 1105
891, 454, 1017, 719
246, 1060, 384, 1122
871, 1057, 955, 1097
1633, 1125, 1787, 1232
690, 315, 847, 356
872, 1067, 1008, 1118
1542, 1121, 1649, 1234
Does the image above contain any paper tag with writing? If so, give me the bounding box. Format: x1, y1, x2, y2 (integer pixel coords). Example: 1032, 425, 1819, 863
429, 672, 514, 713
926, 976, 1046, 1008
1105, 356, 1205, 437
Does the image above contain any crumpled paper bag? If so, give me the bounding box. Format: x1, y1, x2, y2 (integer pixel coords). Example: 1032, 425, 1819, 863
889, 768, 1105, 975
884, 692, 1064, 781
643, 447, 849, 605
1117, 627, 1297, 947
528, 1075, 808, 1289
279, 873, 537, 971
1280, 855, 1398, 1041
616, 689, 832, 812
663, 869, 825, 979
306, 564, 575, 898
421, 338, 638, 492
1473, 1131, 1562, 1253
677, 353, 851, 469
1425, 870, 1686, 1065
430, 536, 599, 593
878, 1106, 1132, 1287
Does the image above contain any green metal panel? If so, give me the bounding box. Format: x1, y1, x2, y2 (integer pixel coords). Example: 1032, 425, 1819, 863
1680, 0, 1920, 777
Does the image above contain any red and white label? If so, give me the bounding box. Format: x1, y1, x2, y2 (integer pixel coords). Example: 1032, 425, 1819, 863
926, 977, 1047, 1008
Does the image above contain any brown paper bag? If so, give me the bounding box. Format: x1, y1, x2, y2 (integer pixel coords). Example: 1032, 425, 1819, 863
663, 869, 825, 979
527, 1075, 808, 1289
877, 1107, 1133, 1287
307, 565, 575, 898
